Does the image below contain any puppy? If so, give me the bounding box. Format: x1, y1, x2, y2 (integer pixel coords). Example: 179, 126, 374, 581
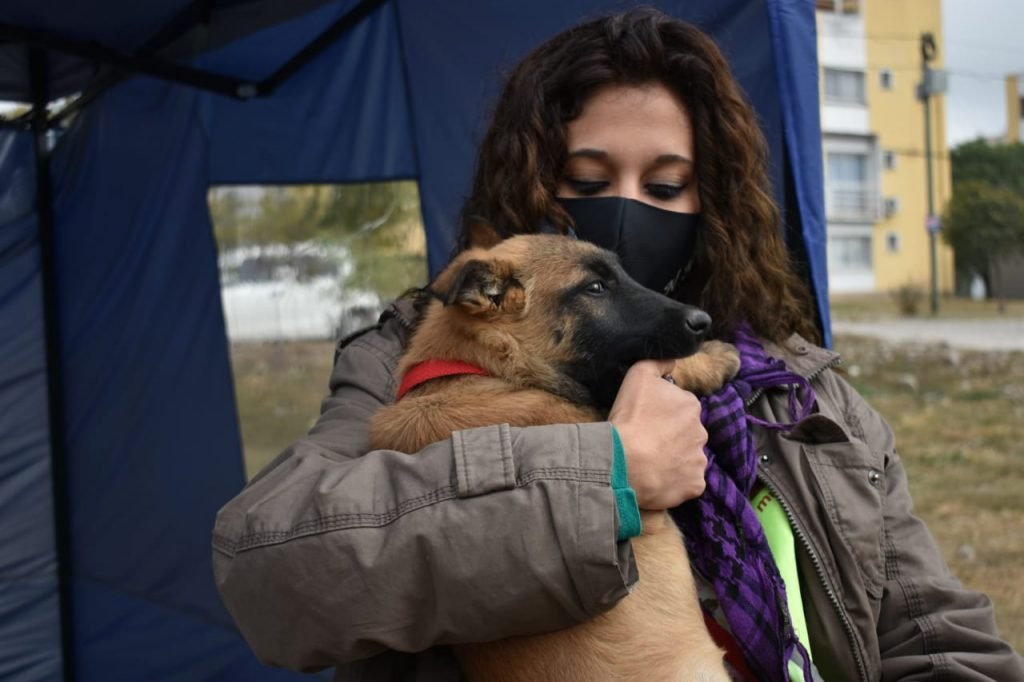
370, 234, 738, 681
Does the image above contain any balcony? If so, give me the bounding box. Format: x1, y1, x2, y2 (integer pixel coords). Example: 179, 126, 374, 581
826, 185, 878, 222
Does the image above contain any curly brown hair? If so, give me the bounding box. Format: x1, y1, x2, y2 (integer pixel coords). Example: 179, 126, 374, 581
459, 8, 819, 344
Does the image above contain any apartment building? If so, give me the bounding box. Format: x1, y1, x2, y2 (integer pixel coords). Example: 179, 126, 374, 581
817, 0, 955, 294
1007, 75, 1023, 143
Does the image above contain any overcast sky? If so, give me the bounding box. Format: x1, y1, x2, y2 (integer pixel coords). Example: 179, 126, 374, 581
943, 0, 1024, 146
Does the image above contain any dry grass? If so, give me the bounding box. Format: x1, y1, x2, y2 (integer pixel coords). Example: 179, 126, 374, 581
230, 334, 1024, 653
832, 292, 1024, 321
834, 333, 1024, 653
230, 340, 336, 478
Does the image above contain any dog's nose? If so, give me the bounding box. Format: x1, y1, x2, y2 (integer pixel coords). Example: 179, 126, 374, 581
684, 310, 711, 337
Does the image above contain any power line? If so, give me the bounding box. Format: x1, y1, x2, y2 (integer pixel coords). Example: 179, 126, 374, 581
944, 69, 1022, 82
825, 63, 1021, 81
947, 40, 1024, 56
870, 67, 1016, 82
878, 147, 952, 159
820, 32, 1024, 56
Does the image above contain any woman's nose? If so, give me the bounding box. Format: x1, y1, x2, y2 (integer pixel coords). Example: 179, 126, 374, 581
614, 179, 643, 202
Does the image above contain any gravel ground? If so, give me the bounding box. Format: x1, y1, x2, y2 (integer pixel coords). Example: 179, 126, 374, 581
832, 318, 1024, 351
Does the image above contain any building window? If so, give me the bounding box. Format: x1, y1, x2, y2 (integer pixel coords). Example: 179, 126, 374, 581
886, 232, 902, 253
829, 235, 873, 271
883, 197, 901, 218
829, 152, 868, 183
879, 69, 894, 90
827, 152, 874, 220
824, 68, 866, 104
816, 0, 860, 12
883, 150, 898, 170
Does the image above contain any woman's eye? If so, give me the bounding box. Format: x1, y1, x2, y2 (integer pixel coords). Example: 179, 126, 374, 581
584, 281, 608, 295
645, 183, 686, 200
565, 179, 609, 196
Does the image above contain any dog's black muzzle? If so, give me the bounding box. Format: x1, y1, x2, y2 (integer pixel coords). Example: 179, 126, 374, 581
567, 282, 713, 409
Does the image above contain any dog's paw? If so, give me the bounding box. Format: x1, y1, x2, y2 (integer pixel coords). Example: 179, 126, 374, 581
670, 341, 740, 396
701, 340, 741, 383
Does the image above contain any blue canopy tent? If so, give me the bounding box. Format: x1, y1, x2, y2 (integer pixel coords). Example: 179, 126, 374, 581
0, 1, 828, 680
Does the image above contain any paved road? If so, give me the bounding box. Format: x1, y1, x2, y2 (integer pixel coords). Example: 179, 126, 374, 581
832, 318, 1024, 352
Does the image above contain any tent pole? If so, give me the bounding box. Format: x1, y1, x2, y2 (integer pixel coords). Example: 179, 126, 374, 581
49, 0, 232, 127
30, 46, 76, 682
257, 0, 387, 94
22, 0, 386, 127
2, 23, 257, 100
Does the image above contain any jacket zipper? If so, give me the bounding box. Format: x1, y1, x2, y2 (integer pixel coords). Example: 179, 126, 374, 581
757, 473, 868, 682
389, 301, 417, 331
805, 355, 843, 383
748, 352, 867, 681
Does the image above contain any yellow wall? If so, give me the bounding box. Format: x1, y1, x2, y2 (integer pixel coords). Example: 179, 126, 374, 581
863, 0, 955, 293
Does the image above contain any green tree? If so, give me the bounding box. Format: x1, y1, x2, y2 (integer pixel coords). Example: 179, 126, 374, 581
945, 140, 1024, 306
951, 140, 1024, 192
335, 182, 428, 300
208, 187, 243, 251
209, 182, 427, 298
942, 179, 1024, 310
209, 183, 424, 248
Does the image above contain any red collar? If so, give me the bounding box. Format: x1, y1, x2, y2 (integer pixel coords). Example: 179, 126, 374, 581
396, 359, 492, 401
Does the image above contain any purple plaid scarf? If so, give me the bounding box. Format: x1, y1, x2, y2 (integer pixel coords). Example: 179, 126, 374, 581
670, 326, 816, 682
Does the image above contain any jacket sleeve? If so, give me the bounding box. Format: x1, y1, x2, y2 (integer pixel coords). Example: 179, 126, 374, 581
211, 328, 637, 672
841, 378, 1024, 680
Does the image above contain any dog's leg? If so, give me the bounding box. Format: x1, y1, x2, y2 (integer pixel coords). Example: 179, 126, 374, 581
670, 341, 740, 396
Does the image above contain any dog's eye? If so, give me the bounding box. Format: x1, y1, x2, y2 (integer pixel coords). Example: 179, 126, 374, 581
584, 280, 608, 295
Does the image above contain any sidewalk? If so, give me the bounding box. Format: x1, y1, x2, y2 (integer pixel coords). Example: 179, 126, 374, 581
832, 318, 1024, 352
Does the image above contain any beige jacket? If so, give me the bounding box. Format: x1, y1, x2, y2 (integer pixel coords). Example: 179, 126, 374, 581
212, 299, 1023, 681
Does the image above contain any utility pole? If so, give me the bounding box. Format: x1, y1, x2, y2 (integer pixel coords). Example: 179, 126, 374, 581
917, 33, 946, 316
1007, 74, 1021, 144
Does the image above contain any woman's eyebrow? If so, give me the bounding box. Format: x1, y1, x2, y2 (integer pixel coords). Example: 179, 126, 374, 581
566, 148, 608, 159
653, 153, 694, 166
566, 149, 694, 167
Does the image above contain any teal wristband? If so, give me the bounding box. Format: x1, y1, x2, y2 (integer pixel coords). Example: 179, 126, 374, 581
610, 425, 643, 540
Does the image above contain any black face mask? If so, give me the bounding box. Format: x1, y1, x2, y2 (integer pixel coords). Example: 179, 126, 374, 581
557, 196, 700, 295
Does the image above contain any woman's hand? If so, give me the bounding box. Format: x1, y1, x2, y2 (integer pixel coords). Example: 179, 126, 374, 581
609, 359, 708, 509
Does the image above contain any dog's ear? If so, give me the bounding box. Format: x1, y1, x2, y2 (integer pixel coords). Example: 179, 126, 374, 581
465, 221, 503, 249
446, 258, 524, 314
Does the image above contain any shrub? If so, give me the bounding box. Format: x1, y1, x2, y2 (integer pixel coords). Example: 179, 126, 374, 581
891, 284, 925, 316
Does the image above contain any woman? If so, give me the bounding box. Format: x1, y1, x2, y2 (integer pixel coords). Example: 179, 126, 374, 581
212, 9, 1022, 681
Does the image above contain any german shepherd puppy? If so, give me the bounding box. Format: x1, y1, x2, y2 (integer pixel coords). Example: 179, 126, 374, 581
370, 234, 737, 681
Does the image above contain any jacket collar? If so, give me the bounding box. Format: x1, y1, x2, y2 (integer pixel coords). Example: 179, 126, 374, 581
760, 333, 841, 381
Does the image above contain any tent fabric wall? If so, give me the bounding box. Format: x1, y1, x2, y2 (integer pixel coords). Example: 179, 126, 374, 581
0, 131, 62, 681
201, 0, 418, 185
767, 0, 831, 343
49, 80, 310, 681
0, 1, 827, 680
